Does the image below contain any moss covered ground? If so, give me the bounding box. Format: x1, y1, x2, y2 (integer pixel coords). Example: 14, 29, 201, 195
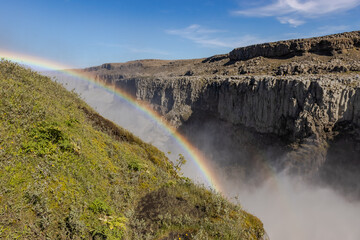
0, 60, 265, 239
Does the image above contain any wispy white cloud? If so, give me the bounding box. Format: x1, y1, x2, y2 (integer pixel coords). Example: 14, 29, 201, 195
166, 24, 264, 48
168, 24, 223, 35
234, 0, 360, 26
277, 17, 305, 27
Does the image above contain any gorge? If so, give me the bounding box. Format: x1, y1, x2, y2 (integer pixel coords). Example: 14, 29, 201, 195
81, 31, 360, 199
48, 31, 360, 239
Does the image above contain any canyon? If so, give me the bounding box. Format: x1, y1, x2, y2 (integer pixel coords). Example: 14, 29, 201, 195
81, 31, 360, 198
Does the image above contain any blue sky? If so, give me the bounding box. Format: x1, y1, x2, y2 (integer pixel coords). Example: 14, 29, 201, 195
1, 0, 359, 68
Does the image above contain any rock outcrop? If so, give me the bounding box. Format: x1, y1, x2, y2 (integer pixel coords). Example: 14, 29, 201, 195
229, 31, 360, 61
113, 75, 360, 174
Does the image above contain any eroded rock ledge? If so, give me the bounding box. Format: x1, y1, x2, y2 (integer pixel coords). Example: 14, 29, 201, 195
229, 31, 360, 61
113, 74, 360, 175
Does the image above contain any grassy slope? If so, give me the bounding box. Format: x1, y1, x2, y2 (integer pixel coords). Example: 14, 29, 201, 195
0, 60, 265, 240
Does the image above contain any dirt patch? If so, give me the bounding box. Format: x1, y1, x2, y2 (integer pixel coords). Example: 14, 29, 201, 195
134, 187, 204, 235
136, 187, 203, 222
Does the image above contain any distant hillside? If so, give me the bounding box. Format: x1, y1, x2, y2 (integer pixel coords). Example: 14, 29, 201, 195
0, 60, 267, 239
83, 31, 360, 78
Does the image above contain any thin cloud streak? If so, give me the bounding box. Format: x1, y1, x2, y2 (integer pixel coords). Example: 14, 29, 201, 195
234, 0, 360, 26
277, 17, 305, 27
166, 24, 265, 49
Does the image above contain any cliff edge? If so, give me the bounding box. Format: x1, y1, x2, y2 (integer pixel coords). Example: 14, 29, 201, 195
229, 31, 360, 61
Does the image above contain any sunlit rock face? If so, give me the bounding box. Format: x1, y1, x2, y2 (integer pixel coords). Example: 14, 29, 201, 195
229, 31, 360, 61
113, 75, 360, 178
126, 75, 360, 139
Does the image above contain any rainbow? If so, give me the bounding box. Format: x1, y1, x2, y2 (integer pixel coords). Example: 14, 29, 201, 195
0, 49, 223, 193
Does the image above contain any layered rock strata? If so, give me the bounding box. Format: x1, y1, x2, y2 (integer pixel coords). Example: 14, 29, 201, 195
229, 31, 360, 61
113, 75, 360, 175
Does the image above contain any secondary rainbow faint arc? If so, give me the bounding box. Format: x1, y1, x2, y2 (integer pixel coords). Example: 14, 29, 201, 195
0, 49, 223, 193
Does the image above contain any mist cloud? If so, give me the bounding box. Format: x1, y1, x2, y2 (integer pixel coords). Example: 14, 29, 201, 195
236, 174, 360, 240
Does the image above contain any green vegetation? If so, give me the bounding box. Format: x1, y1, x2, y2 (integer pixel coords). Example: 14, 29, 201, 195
0, 60, 265, 239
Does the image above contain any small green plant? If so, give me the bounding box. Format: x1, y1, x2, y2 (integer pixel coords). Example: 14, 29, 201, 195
174, 154, 187, 174
128, 161, 143, 171
65, 118, 79, 126
89, 199, 112, 215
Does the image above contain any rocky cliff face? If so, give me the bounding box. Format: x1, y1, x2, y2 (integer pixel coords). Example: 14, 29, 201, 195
116, 76, 360, 135
83, 31, 360, 197
114, 75, 360, 174
229, 31, 360, 61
